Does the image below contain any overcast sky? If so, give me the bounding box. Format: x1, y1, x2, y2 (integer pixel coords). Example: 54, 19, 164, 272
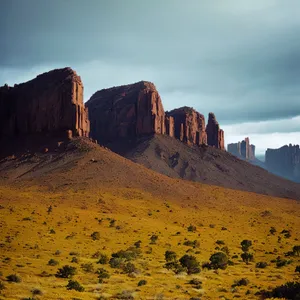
1, 0, 300, 155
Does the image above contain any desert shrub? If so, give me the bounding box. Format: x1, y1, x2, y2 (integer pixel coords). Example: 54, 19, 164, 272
188, 225, 197, 232
189, 278, 202, 289
138, 279, 147, 286
54, 250, 61, 256
232, 278, 249, 287
216, 240, 225, 245
123, 262, 137, 274
55, 265, 76, 278
111, 248, 140, 261
295, 266, 300, 273
179, 255, 200, 274
114, 290, 134, 299
91, 231, 100, 241
183, 240, 200, 248
109, 257, 125, 269
31, 288, 43, 296
97, 254, 109, 265
241, 252, 254, 264
49, 229, 56, 234
71, 257, 78, 263
97, 268, 110, 283
293, 245, 300, 256
241, 240, 252, 252
0, 281, 5, 290
269, 227, 276, 235
66, 280, 84, 292
92, 251, 101, 259
276, 259, 292, 268
221, 246, 230, 255
109, 219, 116, 227
48, 259, 59, 266
261, 281, 300, 299
6, 274, 21, 283
69, 251, 79, 256
150, 235, 158, 244
165, 250, 177, 262
256, 262, 268, 269
81, 263, 94, 273
134, 240, 141, 248
209, 252, 228, 269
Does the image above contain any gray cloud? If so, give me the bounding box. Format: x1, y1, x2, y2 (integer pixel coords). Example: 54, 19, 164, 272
1, 0, 300, 128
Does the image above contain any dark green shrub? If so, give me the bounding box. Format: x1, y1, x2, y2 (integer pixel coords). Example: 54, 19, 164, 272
261, 281, 300, 299
81, 263, 94, 273
150, 235, 158, 244
276, 259, 292, 268
109, 257, 125, 268
48, 259, 59, 266
183, 240, 200, 248
241, 252, 254, 264
165, 250, 177, 262
209, 252, 228, 269
189, 278, 202, 289
31, 288, 43, 296
232, 278, 249, 287
71, 257, 78, 263
91, 231, 100, 241
256, 262, 267, 269
295, 266, 300, 273
293, 245, 300, 256
179, 255, 200, 274
138, 280, 147, 286
55, 265, 76, 278
269, 227, 276, 235
6, 274, 21, 283
97, 254, 109, 265
221, 246, 230, 255
97, 268, 110, 283
123, 262, 137, 274
134, 240, 141, 248
216, 240, 225, 245
49, 229, 56, 234
0, 281, 5, 290
241, 240, 252, 252
188, 225, 197, 232
66, 280, 84, 292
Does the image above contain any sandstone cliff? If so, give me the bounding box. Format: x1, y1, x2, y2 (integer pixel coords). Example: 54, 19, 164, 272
228, 137, 256, 160
206, 113, 225, 150
86, 81, 169, 143
266, 144, 300, 182
166, 107, 207, 146
0, 68, 90, 139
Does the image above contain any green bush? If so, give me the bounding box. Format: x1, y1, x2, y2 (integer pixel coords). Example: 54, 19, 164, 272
66, 280, 84, 292
189, 278, 202, 289
6, 274, 21, 283
209, 252, 228, 269
293, 245, 300, 256
48, 259, 59, 266
97, 254, 109, 265
111, 248, 140, 261
269, 227, 276, 235
122, 262, 137, 274
134, 240, 142, 248
220, 246, 230, 255
216, 240, 225, 245
183, 240, 200, 248
81, 263, 94, 273
261, 281, 300, 299
138, 280, 147, 286
232, 278, 249, 287
241, 252, 254, 264
295, 266, 300, 273
188, 225, 197, 232
256, 262, 268, 269
276, 259, 292, 268
55, 265, 76, 278
31, 288, 43, 296
150, 235, 158, 244
71, 257, 78, 263
241, 240, 252, 252
97, 268, 110, 283
109, 257, 125, 269
0, 281, 5, 290
179, 255, 200, 274
165, 250, 177, 262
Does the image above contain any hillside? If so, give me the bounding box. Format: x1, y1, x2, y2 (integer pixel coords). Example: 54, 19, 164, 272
0, 137, 299, 299
107, 134, 300, 200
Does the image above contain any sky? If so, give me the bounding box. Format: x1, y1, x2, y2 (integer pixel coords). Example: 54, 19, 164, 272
1, 0, 300, 155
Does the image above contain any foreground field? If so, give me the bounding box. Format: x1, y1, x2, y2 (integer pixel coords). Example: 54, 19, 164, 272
0, 183, 299, 300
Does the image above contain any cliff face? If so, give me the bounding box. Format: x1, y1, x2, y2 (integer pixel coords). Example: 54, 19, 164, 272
0, 68, 90, 139
167, 107, 207, 146
265, 144, 300, 182
206, 113, 225, 150
227, 137, 256, 160
86, 81, 170, 143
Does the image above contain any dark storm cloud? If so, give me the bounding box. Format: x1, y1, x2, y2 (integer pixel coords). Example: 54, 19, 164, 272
1, 0, 300, 125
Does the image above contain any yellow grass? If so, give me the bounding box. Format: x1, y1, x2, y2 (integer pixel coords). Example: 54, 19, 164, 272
0, 184, 299, 299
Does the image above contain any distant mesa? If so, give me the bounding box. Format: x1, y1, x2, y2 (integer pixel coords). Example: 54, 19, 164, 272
266, 144, 300, 182
227, 137, 256, 161
86, 81, 225, 149
0, 67, 90, 140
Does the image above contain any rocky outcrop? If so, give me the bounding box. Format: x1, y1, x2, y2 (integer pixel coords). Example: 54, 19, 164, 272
0, 67, 90, 139
86, 81, 169, 143
206, 113, 225, 150
265, 144, 300, 182
166, 107, 207, 146
228, 137, 256, 160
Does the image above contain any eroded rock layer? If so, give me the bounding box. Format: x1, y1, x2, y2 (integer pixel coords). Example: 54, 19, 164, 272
0, 68, 90, 139
228, 137, 256, 160
166, 107, 207, 146
86, 81, 168, 143
266, 144, 300, 182
206, 113, 225, 150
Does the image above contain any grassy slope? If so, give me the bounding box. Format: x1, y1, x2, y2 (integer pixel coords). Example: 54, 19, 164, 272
0, 183, 299, 300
